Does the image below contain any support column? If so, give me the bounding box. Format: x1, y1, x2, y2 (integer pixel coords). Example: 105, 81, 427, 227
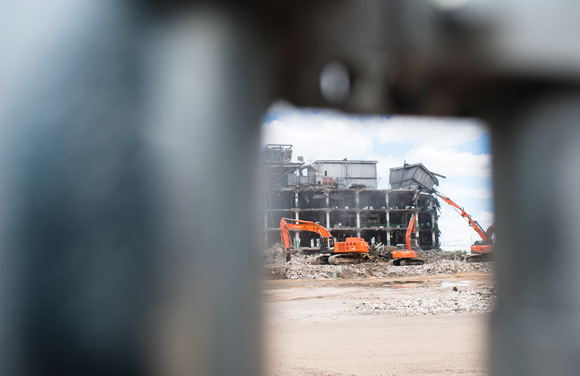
355, 190, 360, 208
356, 211, 361, 237
326, 211, 330, 229
294, 211, 300, 247
265, 213, 270, 249
325, 192, 330, 208
431, 213, 436, 246
295, 191, 299, 208
0, 5, 266, 375
415, 211, 420, 240
386, 230, 391, 246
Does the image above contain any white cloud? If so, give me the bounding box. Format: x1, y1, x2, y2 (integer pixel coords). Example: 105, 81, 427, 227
262, 114, 372, 162
438, 207, 480, 250
475, 211, 495, 229
404, 146, 491, 179
366, 116, 487, 147
438, 185, 493, 200
262, 110, 489, 161
364, 154, 402, 185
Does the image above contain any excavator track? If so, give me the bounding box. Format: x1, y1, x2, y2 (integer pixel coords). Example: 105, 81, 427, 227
466, 253, 493, 263
393, 258, 424, 266
313, 254, 365, 265
328, 253, 365, 265
312, 255, 331, 265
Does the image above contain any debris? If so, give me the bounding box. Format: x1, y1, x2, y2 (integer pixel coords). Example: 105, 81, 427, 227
355, 285, 496, 316
264, 245, 493, 280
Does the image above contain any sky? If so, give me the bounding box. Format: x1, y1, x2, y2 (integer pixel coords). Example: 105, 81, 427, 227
261, 101, 494, 251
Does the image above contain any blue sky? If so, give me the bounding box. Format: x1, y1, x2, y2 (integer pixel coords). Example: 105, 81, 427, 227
261, 101, 494, 250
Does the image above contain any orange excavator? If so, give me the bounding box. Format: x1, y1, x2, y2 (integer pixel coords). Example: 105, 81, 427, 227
280, 218, 369, 264
436, 192, 495, 262
392, 214, 425, 265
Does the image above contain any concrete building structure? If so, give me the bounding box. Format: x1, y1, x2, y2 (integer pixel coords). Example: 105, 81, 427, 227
263, 145, 441, 250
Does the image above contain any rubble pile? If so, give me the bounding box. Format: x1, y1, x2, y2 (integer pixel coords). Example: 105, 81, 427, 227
356, 285, 496, 315
264, 245, 493, 280
420, 250, 467, 262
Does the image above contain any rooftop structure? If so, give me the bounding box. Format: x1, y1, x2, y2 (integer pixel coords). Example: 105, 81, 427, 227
264, 144, 378, 189
389, 162, 445, 192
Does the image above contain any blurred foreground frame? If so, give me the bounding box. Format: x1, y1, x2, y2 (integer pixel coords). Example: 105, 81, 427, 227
0, 0, 578, 375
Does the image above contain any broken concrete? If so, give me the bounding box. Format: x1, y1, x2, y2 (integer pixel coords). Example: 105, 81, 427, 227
264, 244, 493, 280
356, 284, 496, 316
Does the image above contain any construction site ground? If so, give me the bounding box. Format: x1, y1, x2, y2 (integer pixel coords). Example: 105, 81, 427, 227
264, 248, 494, 376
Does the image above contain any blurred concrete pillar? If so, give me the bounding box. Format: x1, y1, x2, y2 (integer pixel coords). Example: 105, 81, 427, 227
0, 2, 156, 374
0, 2, 266, 375
490, 91, 580, 375
142, 7, 267, 376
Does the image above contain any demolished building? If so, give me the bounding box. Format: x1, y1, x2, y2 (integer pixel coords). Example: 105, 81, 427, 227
263, 145, 442, 250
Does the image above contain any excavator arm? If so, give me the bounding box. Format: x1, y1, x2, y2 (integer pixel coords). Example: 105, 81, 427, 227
406, 214, 416, 251
436, 191, 495, 260
280, 217, 333, 251
391, 213, 424, 265
280, 218, 292, 250
436, 192, 489, 242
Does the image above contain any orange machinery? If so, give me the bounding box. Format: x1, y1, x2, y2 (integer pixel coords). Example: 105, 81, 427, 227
392, 214, 424, 265
436, 192, 495, 262
279, 218, 368, 264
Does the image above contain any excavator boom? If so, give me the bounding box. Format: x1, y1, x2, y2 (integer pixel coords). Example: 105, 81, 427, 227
280, 217, 333, 249
436, 191, 495, 261
279, 218, 292, 250
280, 217, 332, 238
406, 214, 416, 250
280, 217, 335, 252
436, 192, 489, 242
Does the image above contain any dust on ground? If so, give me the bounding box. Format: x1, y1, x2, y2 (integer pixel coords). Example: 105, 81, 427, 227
263, 244, 494, 375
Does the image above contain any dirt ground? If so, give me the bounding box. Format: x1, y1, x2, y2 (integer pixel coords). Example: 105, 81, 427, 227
263, 272, 493, 376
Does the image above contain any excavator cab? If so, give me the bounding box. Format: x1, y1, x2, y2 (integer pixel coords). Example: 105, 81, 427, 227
320, 237, 335, 252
